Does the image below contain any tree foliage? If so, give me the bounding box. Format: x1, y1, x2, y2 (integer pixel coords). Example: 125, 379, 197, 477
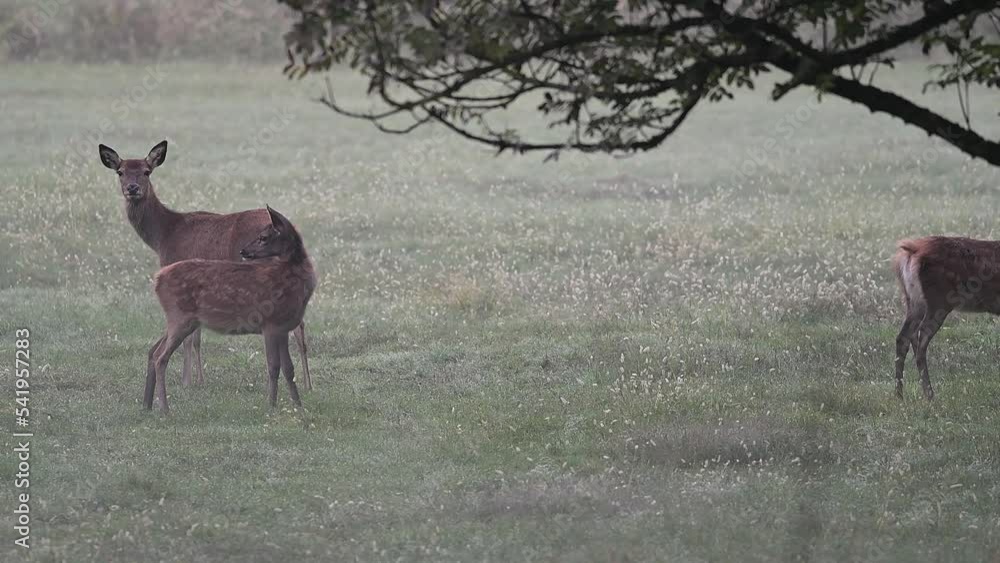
279, 1, 1000, 163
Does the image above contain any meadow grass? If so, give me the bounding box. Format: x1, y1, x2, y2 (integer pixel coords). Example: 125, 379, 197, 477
1, 62, 1000, 562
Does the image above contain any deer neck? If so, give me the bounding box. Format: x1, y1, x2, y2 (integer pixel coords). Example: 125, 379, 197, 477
283, 238, 316, 289
287, 244, 307, 267
285, 229, 311, 267
124, 187, 180, 252
291, 252, 317, 297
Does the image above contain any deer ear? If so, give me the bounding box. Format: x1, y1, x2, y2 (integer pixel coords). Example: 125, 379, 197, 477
146, 140, 168, 169
98, 144, 121, 169
266, 205, 290, 229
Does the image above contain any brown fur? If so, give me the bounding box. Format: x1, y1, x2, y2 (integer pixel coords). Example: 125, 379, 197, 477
146, 207, 316, 412
99, 141, 312, 389
893, 236, 1000, 400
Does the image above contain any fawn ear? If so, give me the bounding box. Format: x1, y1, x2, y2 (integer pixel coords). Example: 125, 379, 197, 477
98, 144, 121, 170
146, 140, 168, 169
266, 205, 291, 230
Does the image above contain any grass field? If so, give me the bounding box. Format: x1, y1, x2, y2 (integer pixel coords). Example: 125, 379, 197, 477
2, 62, 1000, 562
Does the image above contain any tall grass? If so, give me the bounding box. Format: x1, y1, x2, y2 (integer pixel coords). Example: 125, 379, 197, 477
1, 62, 1000, 561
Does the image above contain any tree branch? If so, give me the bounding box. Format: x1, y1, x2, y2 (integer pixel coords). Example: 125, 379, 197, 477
280, 0, 1000, 164
817, 73, 1000, 165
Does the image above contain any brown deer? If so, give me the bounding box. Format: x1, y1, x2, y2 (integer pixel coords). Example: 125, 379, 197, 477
893, 236, 1000, 400
99, 141, 312, 390
146, 206, 316, 412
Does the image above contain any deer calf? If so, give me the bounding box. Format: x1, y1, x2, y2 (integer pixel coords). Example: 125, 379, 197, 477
893, 236, 1000, 400
146, 206, 317, 412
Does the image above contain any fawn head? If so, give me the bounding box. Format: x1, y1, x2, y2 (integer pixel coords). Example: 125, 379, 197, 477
240, 206, 299, 261
98, 141, 168, 201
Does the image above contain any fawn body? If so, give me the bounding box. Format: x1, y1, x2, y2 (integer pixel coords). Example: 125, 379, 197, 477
147, 206, 316, 412
99, 141, 312, 389
893, 236, 1000, 400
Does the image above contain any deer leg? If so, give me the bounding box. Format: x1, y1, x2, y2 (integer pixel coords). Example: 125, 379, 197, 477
192, 328, 205, 385
264, 333, 282, 408
292, 321, 311, 391
181, 334, 194, 386
154, 322, 199, 413
914, 311, 948, 402
894, 311, 921, 399
279, 332, 303, 408
144, 335, 167, 410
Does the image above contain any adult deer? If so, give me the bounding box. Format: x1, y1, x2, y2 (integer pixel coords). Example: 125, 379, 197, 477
893, 236, 1000, 400
99, 141, 313, 390
147, 206, 316, 412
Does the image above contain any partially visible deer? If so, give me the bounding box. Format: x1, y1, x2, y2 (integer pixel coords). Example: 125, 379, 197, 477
146, 206, 317, 412
893, 236, 1000, 400
99, 141, 313, 390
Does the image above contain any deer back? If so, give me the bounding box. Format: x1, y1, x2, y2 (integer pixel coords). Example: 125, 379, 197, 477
155, 258, 314, 335
901, 236, 1000, 314
154, 208, 272, 266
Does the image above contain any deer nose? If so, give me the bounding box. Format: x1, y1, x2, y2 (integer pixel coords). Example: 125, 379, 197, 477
126, 184, 139, 195
239, 249, 249, 259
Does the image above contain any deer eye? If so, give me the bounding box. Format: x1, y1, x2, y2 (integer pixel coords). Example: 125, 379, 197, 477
116, 170, 123, 177
143, 170, 151, 176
